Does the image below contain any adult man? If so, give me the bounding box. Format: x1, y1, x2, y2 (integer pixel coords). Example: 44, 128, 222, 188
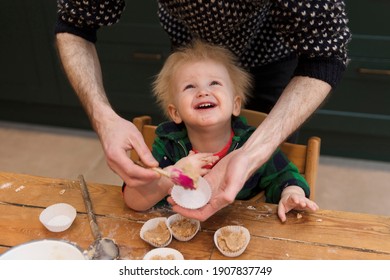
55, 0, 350, 220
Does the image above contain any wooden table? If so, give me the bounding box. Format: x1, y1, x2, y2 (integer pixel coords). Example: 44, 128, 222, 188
1, 171, 390, 260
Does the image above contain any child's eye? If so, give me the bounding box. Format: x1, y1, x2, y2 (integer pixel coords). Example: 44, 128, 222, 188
184, 84, 194, 90
210, 80, 221, 86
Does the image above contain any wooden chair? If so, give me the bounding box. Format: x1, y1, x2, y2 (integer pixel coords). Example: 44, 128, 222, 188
130, 109, 321, 200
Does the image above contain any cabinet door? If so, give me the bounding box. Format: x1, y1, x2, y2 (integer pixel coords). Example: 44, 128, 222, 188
0, 1, 60, 104
90, 0, 171, 122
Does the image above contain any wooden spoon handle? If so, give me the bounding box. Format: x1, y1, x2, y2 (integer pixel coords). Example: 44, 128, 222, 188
78, 174, 102, 240
134, 160, 170, 178
151, 167, 170, 178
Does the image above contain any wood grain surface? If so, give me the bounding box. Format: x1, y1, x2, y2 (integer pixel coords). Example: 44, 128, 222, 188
1, 171, 390, 259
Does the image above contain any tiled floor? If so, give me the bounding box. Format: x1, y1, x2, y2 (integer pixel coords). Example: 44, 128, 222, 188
1, 120, 390, 216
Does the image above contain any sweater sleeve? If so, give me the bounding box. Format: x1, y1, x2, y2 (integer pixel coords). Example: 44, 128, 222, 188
272, 0, 351, 87
152, 137, 175, 168
261, 148, 310, 204
54, 0, 126, 43
157, 2, 193, 49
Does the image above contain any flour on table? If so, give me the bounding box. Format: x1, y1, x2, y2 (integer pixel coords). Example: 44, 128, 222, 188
0, 182, 13, 189
15, 185, 25, 192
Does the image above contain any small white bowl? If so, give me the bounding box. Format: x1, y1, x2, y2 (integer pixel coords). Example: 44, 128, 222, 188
140, 217, 172, 248
39, 203, 76, 232
214, 225, 250, 257
143, 248, 184, 260
167, 214, 200, 241
171, 176, 211, 209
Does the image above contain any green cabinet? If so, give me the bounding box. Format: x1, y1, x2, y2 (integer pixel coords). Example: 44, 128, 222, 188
0, 0, 169, 127
0, 1, 60, 104
0, 0, 88, 127
97, 1, 170, 121
0, 0, 389, 161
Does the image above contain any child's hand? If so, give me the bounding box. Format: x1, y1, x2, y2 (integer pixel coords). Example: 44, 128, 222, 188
169, 151, 219, 177
277, 186, 319, 222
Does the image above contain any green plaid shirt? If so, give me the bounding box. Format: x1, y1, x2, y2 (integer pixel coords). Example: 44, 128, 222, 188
152, 116, 310, 204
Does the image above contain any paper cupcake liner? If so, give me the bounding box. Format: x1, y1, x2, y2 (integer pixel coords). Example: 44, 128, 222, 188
39, 203, 76, 232
214, 225, 250, 257
171, 176, 211, 209
140, 217, 172, 248
143, 247, 184, 260
167, 214, 200, 242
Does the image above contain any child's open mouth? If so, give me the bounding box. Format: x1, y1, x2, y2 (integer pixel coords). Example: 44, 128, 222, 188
195, 102, 216, 110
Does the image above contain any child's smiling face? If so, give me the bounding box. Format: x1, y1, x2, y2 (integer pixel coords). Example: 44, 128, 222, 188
168, 59, 241, 128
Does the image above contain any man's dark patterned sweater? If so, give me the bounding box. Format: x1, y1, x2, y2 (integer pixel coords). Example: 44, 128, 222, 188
55, 0, 351, 88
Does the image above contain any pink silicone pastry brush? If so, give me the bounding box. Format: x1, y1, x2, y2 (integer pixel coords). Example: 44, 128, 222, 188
155, 167, 196, 190
135, 161, 196, 190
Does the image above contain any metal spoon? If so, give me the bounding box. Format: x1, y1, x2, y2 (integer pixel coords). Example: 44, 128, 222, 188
78, 175, 119, 260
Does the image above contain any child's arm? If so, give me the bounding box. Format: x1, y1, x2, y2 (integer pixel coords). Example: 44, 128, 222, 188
277, 185, 319, 222
123, 175, 173, 211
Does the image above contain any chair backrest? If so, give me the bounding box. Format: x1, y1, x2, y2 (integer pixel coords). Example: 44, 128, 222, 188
130, 109, 320, 200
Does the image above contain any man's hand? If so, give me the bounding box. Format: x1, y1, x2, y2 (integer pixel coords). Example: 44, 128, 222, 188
98, 112, 160, 187
167, 148, 265, 221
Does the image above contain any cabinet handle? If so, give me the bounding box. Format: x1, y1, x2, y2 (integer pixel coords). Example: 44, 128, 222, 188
357, 68, 390, 76
133, 52, 162, 61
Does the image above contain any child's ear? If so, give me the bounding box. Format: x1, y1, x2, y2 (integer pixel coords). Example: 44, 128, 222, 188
232, 95, 242, 117
168, 104, 183, 124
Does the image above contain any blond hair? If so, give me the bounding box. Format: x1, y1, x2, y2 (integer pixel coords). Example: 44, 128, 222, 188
153, 40, 252, 118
